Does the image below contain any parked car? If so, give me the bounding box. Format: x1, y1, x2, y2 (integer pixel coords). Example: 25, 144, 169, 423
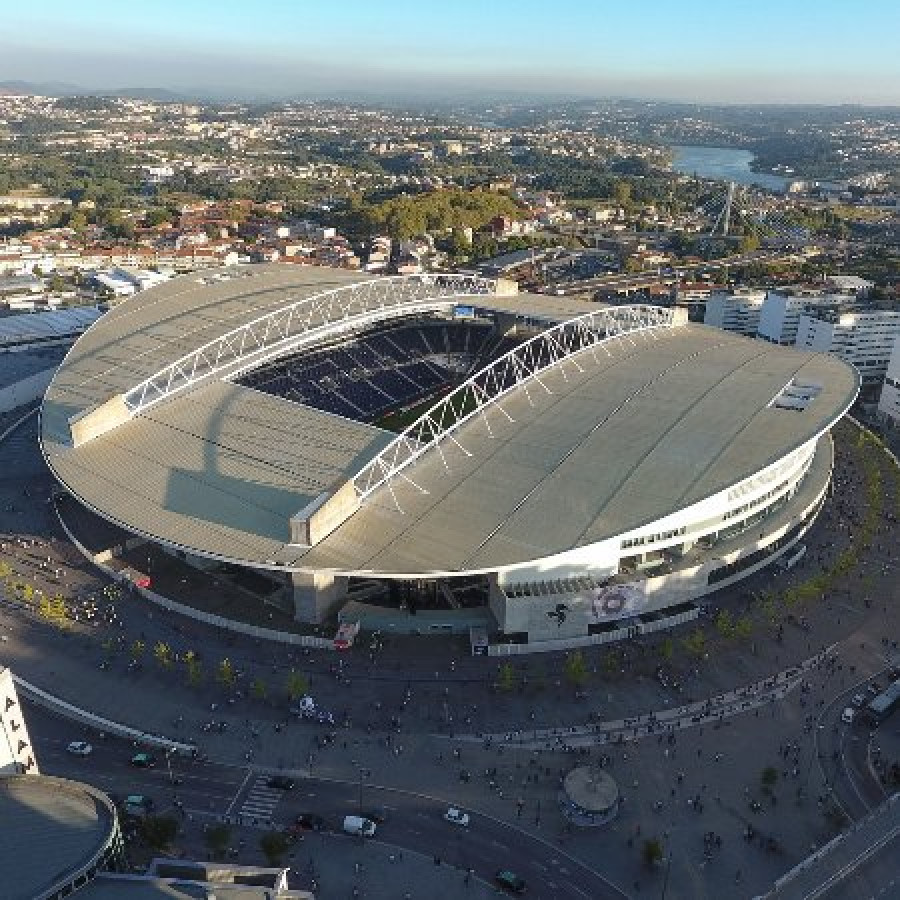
130, 752, 156, 768
66, 741, 93, 756
841, 707, 855, 724
444, 807, 470, 827
123, 794, 154, 817
495, 870, 526, 894
343, 815, 376, 837
266, 775, 295, 790
295, 813, 326, 832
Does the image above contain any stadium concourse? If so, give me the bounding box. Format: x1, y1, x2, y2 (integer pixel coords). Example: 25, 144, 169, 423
40, 265, 858, 649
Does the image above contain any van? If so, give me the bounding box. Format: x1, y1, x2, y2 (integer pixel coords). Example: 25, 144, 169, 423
343, 815, 376, 837
124, 795, 154, 817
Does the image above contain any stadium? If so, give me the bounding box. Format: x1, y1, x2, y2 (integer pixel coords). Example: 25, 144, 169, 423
40, 265, 858, 649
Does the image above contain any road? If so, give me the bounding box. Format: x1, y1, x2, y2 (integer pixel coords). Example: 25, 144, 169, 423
28, 701, 626, 899
814, 669, 892, 822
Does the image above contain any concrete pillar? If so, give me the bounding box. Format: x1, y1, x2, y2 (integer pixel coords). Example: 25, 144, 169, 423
291, 571, 348, 624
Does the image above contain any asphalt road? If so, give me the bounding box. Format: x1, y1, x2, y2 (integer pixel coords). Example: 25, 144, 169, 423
816, 670, 893, 821
28, 701, 626, 899
815, 830, 900, 900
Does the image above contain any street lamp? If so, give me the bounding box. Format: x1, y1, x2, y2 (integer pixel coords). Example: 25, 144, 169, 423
165, 747, 176, 787
357, 767, 371, 813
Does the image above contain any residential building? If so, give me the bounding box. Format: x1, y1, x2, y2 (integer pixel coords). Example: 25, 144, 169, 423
757, 291, 856, 345
704, 288, 767, 336
876, 338, 900, 430
795, 309, 900, 392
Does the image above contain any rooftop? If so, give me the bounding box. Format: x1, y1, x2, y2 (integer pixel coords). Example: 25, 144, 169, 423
42, 268, 857, 576
0, 774, 117, 900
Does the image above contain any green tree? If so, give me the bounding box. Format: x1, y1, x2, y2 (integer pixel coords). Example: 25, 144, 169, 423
564, 650, 589, 686
714, 609, 734, 639
496, 662, 517, 693
259, 831, 289, 866
140, 815, 178, 851
285, 670, 308, 702
131, 639, 145, 661
643, 837, 663, 868
681, 629, 706, 659
154, 641, 173, 669
251, 677, 267, 701
659, 638, 675, 660
217, 657, 236, 688
183, 650, 202, 686
761, 766, 779, 793
204, 823, 231, 859
738, 231, 760, 253
734, 616, 754, 640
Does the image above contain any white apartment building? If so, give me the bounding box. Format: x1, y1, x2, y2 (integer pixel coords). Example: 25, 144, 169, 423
795, 310, 900, 387
703, 288, 767, 336
757, 292, 855, 345
876, 338, 900, 430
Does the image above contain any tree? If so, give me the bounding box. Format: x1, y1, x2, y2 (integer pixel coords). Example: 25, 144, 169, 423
564, 650, 589, 686
658, 638, 675, 660
205, 823, 231, 859
739, 231, 760, 253
259, 831, 289, 866
131, 639, 145, 661
154, 641, 173, 669
496, 662, 517, 693
613, 179, 632, 207
217, 657, 236, 688
761, 766, 779, 793
285, 670, 308, 702
251, 677, 267, 701
714, 609, 735, 639
681, 629, 706, 659
183, 650, 202, 686
140, 815, 178, 851
643, 837, 663, 868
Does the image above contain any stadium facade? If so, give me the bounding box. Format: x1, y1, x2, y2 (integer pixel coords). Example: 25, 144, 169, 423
41, 266, 858, 647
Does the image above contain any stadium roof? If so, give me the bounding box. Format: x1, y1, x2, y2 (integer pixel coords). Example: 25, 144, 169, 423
0, 775, 117, 900
42, 266, 857, 577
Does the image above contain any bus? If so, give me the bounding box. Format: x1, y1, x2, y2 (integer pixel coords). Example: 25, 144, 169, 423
863, 678, 900, 725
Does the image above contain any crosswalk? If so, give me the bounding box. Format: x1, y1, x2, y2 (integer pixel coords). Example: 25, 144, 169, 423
237, 777, 284, 824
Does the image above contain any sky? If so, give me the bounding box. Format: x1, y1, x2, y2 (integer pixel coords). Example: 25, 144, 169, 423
1, 0, 899, 105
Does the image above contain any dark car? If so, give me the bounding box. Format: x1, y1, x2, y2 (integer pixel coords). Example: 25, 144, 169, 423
295, 813, 326, 831
130, 752, 156, 768
495, 870, 526, 894
266, 775, 295, 790
362, 806, 388, 824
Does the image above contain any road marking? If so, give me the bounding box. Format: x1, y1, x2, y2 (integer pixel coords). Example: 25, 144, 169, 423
224, 769, 253, 817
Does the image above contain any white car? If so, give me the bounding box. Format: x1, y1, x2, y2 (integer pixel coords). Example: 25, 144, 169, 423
841, 708, 855, 724
66, 741, 93, 756
444, 807, 470, 827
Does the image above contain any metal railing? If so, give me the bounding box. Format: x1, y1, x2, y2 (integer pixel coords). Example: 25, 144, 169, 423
122, 273, 498, 414
352, 304, 676, 505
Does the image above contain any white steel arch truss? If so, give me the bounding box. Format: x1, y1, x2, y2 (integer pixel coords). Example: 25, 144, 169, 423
352, 304, 676, 506
122, 274, 497, 414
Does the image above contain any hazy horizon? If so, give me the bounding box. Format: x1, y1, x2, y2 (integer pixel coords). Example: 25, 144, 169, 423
2, 0, 899, 106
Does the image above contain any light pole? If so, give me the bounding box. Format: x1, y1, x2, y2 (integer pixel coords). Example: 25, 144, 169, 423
357, 767, 371, 813
165, 747, 176, 787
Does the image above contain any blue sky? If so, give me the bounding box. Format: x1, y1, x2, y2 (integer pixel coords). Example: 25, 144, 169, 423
2, 0, 898, 103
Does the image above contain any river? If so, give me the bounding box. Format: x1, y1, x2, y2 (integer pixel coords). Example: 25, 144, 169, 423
670, 145, 788, 192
